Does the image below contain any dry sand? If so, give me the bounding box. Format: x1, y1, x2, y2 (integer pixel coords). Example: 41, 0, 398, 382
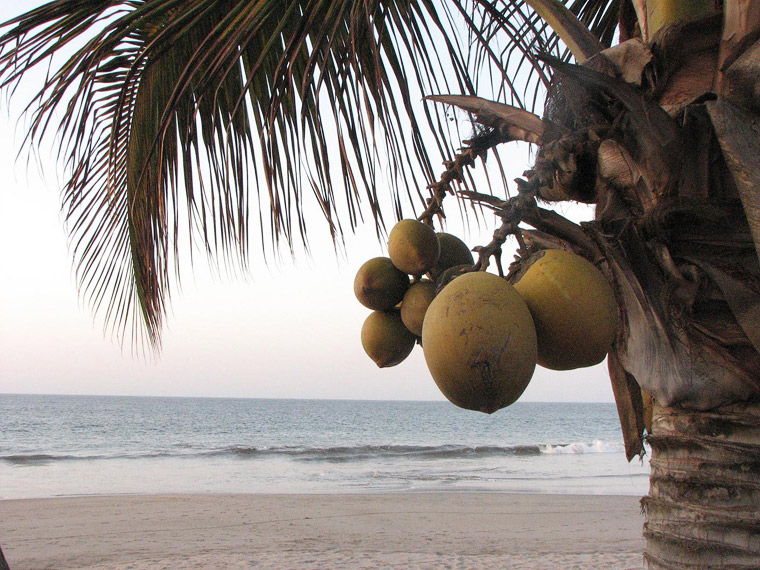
0, 493, 645, 569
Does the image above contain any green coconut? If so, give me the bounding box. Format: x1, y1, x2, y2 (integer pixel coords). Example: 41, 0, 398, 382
400, 280, 436, 337
429, 232, 474, 279
387, 219, 440, 276
422, 271, 537, 413
361, 310, 417, 368
513, 249, 618, 371
354, 257, 410, 310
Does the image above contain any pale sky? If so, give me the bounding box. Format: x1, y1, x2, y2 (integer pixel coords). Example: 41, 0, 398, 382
0, 0, 615, 403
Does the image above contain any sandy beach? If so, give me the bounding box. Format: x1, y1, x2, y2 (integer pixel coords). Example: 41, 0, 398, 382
0, 493, 645, 569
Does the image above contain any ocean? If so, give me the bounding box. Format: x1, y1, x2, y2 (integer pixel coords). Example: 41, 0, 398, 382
0, 394, 650, 499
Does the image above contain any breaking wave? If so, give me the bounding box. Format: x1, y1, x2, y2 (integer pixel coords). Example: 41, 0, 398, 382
2, 440, 625, 465
540, 440, 625, 454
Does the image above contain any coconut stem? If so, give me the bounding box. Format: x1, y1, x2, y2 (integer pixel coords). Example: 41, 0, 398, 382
418, 127, 597, 280
419, 129, 513, 225
449, 171, 597, 277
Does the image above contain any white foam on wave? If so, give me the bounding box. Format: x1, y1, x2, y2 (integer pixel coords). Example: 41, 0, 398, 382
539, 440, 625, 454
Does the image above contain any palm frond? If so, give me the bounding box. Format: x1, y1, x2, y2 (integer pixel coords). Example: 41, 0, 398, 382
524, 0, 604, 62
567, 0, 621, 48
0, 0, 620, 348
426, 95, 545, 143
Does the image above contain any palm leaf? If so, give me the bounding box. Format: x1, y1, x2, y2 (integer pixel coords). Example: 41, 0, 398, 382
525, 0, 604, 62
567, 0, 622, 48
0, 0, 619, 348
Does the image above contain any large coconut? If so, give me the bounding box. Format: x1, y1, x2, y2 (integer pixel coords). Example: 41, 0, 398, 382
422, 271, 537, 413
429, 232, 474, 279
400, 280, 436, 336
354, 257, 410, 310
361, 310, 416, 368
388, 219, 440, 276
513, 249, 618, 371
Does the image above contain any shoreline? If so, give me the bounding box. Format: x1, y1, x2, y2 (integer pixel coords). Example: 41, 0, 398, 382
0, 492, 646, 569
0, 486, 646, 500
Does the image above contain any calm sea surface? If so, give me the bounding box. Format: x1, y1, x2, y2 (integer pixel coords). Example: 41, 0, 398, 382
0, 395, 650, 499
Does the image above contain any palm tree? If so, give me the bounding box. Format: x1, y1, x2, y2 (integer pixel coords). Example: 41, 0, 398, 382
1, 1, 758, 567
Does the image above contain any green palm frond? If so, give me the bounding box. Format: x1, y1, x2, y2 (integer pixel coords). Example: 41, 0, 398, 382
0, 0, 619, 349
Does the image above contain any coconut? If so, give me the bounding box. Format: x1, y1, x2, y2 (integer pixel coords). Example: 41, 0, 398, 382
354, 257, 410, 310
387, 219, 440, 276
361, 310, 417, 368
429, 232, 474, 279
513, 249, 618, 371
430, 232, 475, 280
400, 280, 436, 336
422, 271, 537, 413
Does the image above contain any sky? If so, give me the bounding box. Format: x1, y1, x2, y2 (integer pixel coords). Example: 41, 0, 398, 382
0, 1, 615, 403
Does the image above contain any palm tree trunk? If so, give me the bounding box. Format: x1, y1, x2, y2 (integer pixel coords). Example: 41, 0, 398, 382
643, 401, 760, 568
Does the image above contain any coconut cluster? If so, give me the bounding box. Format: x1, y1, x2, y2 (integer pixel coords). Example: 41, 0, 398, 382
355, 221, 619, 415
354, 220, 473, 368
423, 249, 617, 413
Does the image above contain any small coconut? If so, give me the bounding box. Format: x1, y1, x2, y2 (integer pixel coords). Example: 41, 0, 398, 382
429, 233, 474, 279
361, 310, 416, 368
354, 257, 410, 310
400, 280, 436, 336
422, 272, 537, 413
513, 249, 618, 371
388, 219, 440, 276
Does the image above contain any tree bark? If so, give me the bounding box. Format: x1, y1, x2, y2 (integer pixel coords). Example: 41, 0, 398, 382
643, 401, 760, 569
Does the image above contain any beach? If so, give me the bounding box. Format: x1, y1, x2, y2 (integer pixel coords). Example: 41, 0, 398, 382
0, 492, 645, 569
0, 397, 649, 568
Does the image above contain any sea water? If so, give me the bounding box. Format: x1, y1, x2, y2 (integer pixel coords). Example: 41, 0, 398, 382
0, 395, 650, 499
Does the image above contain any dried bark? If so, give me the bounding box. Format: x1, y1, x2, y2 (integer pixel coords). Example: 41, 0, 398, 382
717, 0, 760, 84
607, 351, 646, 460
707, 99, 760, 262
720, 38, 760, 111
